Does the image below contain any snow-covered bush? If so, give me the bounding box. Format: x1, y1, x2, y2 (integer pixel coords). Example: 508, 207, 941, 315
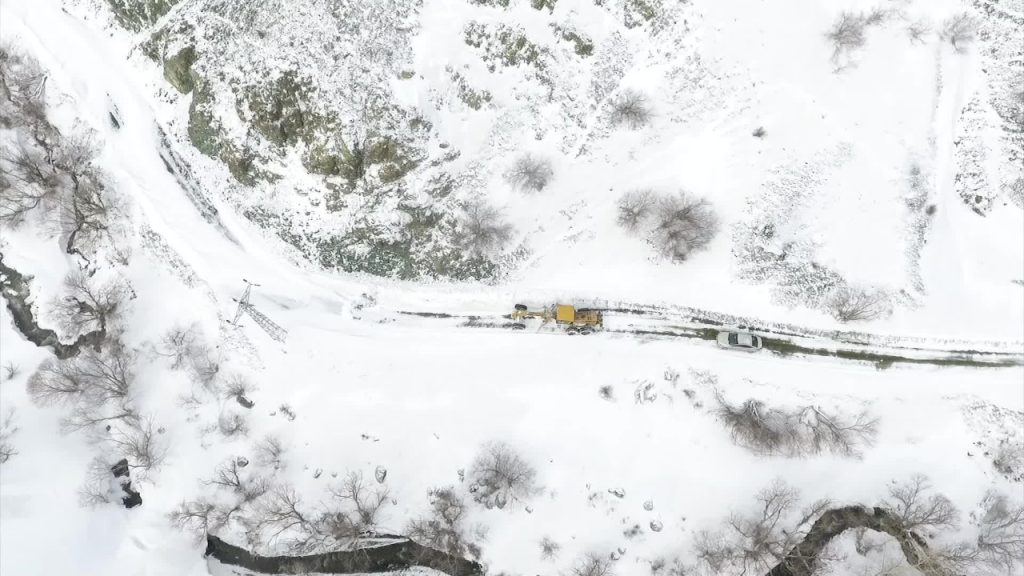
825, 285, 892, 322
538, 535, 560, 560
456, 199, 515, 256
609, 89, 652, 130
504, 153, 554, 193
468, 441, 538, 509
254, 435, 286, 470
571, 553, 614, 576
407, 487, 482, 565
616, 189, 656, 233
826, 12, 868, 64
940, 13, 979, 53
650, 192, 720, 262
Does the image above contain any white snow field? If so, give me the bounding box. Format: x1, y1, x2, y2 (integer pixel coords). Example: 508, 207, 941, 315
0, 0, 1022, 575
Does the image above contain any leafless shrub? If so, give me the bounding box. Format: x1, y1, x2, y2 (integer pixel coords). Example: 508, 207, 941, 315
572, 553, 615, 576
504, 153, 554, 193
224, 374, 252, 399
881, 475, 958, 532
826, 286, 892, 322
468, 440, 539, 509
3, 361, 18, 381
217, 411, 249, 438
940, 13, 979, 53
827, 12, 867, 64
326, 471, 390, 536
649, 192, 719, 262
609, 89, 652, 129
992, 439, 1024, 479
169, 497, 221, 540
694, 480, 829, 574
407, 487, 483, 568
598, 384, 615, 401
107, 417, 167, 472
53, 270, 129, 336
160, 324, 201, 369
972, 490, 1024, 572
715, 392, 877, 457
0, 407, 18, 464
539, 535, 561, 560
616, 189, 656, 233
254, 435, 286, 470
457, 199, 514, 256
906, 18, 931, 44
78, 456, 119, 506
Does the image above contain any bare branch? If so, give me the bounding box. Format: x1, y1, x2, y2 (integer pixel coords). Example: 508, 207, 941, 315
882, 475, 958, 532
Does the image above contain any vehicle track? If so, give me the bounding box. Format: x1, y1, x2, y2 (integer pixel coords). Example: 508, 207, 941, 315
396, 307, 1024, 369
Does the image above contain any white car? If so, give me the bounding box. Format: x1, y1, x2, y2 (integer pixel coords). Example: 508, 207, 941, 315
716, 330, 763, 351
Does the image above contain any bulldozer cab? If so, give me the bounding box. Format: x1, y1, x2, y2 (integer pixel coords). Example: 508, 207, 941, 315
555, 305, 576, 323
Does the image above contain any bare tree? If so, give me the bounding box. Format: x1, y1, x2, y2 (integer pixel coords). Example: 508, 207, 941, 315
60, 169, 120, 256
0, 407, 18, 464
468, 441, 539, 509
649, 192, 719, 262
78, 456, 118, 506
504, 153, 554, 193
0, 138, 59, 224
972, 490, 1024, 571
826, 12, 867, 65
160, 324, 201, 369
456, 199, 514, 256
28, 342, 136, 410
714, 392, 877, 458
826, 286, 891, 322
609, 89, 652, 130
940, 13, 979, 53
571, 553, 615, 576
694, 480, 829, 574
881, 475, 958, 533
326, 471, 390, 536
169, 497, 221, 540
254, 435, 287, 470
616, 189, 656, 233
107, 417, 167, 473
53, 270, 129, 336
407, 487, 482, 570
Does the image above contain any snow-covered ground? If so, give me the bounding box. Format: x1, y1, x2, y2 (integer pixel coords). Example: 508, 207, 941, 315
0, 0, 1022, 575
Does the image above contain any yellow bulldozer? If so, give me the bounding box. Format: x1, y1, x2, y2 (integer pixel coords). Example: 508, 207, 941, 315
511, 303, 603, 335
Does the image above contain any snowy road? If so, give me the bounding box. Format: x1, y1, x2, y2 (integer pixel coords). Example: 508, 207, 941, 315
3, 0, 1022, 370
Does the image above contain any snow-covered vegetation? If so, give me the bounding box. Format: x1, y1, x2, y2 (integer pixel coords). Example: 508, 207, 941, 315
0, 0, 1022, 575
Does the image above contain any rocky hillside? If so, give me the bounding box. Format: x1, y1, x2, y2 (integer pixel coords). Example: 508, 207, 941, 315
90, 0, 703, 282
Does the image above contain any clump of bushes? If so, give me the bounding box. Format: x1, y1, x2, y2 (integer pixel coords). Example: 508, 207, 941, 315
616, 189, 720, 262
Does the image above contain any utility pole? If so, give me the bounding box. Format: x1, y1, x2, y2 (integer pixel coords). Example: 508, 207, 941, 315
230, 280, 287, 343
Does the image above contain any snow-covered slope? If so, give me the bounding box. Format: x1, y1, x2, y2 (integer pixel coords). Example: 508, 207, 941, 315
0, 1, 1022, 576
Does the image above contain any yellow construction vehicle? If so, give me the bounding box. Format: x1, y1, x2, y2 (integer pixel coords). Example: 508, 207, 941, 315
511, 303, 603, 335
